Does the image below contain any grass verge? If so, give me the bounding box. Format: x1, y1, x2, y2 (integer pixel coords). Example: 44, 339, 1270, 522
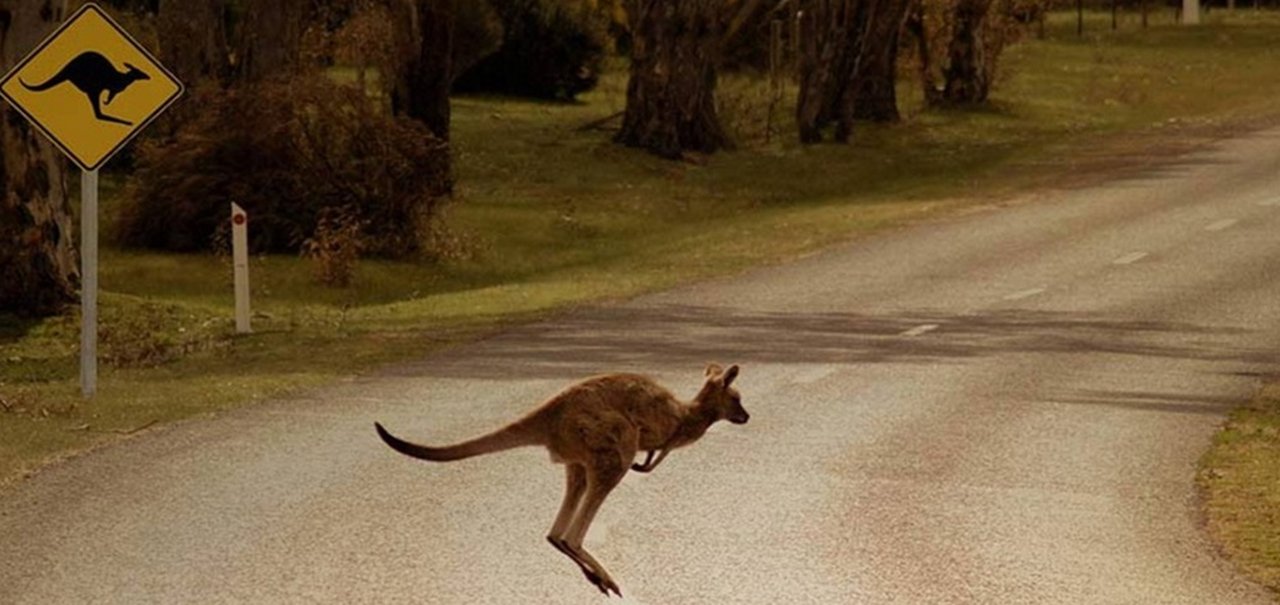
1199, 382, 1280, 596
3, 11, 1280, 487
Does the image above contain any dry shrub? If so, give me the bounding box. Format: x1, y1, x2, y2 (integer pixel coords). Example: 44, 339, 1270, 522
715, 73, 783, 148
301, 205, 366, 287
116, 74, 450, 258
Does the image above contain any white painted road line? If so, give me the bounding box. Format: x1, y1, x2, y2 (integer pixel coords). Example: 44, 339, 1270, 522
1112, 251, 1149, 265
790, 366, 838, 385
900, 324, 940, 337
1004, 287, 1046, 301
1205, 218, 1239, 232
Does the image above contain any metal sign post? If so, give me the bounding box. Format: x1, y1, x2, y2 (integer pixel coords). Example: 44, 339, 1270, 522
232, 203, 251, 334
0, 3, 183, 399
81, 169, 98, 397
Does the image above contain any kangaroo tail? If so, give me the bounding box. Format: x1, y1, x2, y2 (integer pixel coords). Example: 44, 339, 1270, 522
374, 420, 541, 462
20, 74, 64, 91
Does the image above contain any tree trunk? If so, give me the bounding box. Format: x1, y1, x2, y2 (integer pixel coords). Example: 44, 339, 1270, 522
390, 0, 455, 142
156, 0, 231, 86
941, 0, 995, 105
905, 0, 942, 107
851, 0, 911, 122
0, 0, 78, 318
237, 0, 308, 81
616, 0, 729, 159
795, 0, 863, 144
796, 0, 905, 142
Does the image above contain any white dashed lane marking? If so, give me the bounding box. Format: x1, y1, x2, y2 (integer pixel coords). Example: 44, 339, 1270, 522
1205, 218, 1239, 232
1112, 251, 1149, 265
1003, 287, 1046, 301
790, 366, 838, 385
900, 324, 940, 337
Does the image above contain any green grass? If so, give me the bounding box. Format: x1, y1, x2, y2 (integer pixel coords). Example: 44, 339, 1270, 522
3, 11, 1280, 486
1199, 382, 1280, 596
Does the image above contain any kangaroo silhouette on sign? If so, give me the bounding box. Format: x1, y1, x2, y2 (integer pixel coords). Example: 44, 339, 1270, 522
21, 51, 149, 126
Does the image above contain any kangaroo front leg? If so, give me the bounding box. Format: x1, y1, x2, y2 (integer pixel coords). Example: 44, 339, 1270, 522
631, 449, 656, 472
630, 448, 671, 473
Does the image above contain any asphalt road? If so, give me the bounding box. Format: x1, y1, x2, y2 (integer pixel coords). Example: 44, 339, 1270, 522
4, 128, 1280, 604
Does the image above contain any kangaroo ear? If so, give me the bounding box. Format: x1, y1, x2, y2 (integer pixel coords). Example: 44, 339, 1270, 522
722, 364, 739, 387
704, 363, 724, 379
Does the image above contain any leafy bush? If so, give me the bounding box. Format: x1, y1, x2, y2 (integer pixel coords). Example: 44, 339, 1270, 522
453, 0, 606, 100
116, 74, 450, 258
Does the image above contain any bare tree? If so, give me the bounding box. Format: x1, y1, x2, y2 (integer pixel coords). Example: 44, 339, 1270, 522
0, 0, 78, 318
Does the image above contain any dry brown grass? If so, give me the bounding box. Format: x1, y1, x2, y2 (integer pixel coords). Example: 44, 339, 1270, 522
1199, 382, 1280, 595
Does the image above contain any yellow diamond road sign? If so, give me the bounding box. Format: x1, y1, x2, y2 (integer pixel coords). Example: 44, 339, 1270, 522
0, 3, 183, 171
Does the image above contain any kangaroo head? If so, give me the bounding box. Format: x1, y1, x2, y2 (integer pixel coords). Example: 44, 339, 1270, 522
123, 63, 150, 83
697, 363, 749, 425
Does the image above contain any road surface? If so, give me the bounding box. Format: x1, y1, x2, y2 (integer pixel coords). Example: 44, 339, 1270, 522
4, 128, 1280, 604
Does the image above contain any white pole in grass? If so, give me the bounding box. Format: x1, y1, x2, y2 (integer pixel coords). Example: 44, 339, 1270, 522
1183, 0, 1201, 23
81, 169, 98, 398
231, 202, 252, 334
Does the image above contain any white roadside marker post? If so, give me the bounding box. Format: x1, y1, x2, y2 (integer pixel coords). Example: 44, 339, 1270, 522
232, 203, 252, 334
81, 169, 98, 398
1183, 0, 1201, 24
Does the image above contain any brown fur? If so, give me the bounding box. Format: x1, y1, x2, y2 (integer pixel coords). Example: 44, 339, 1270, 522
374, 363, 749, 597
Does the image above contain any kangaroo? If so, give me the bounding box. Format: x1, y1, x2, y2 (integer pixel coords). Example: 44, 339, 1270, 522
21, 51, 150, 126
375, 363, 749, 598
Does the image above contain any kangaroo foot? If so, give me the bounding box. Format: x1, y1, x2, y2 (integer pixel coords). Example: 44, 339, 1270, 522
596, 574, 622, 597
577, 564, 620, 597
549, 536, 617, 596
565, 542, 621, 597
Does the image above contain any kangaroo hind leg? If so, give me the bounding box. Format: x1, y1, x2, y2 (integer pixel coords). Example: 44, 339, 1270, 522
90, 92, 132, 126
563, 452, 629, 597
546, 464, 604, 588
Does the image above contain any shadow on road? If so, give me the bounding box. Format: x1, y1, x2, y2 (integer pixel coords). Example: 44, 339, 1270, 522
393, 304, 1273, 382
1051, 390, 1245, 416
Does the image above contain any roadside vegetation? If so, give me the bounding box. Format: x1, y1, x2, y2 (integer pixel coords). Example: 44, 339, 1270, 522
3, 11, 1280, 488
1199, 381, 1280, 596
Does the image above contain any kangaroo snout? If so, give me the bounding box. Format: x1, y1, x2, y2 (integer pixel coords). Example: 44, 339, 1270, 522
729, 410, 749, 424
